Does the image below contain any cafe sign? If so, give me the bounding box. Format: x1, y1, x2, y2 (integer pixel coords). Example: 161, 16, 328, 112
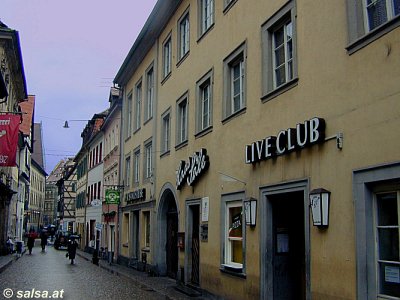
245, 117, 325, 164
176, 148, 210, 190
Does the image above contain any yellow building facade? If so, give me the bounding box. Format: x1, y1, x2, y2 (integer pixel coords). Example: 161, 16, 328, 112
115, 0, 400, 299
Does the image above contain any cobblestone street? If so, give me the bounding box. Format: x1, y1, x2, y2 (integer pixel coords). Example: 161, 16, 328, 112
0, 245, 174, 300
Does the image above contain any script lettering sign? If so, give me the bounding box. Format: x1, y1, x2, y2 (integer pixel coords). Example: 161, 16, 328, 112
176, 148, 209, 190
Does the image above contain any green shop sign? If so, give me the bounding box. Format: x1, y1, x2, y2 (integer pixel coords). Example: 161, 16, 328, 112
105, 189, 121, 204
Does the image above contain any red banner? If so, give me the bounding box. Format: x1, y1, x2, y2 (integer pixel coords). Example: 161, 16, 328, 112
0, 114, 20, 167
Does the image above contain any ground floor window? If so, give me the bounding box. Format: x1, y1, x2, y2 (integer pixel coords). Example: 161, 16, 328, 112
375, 191, 400, 298
354, 162, 400, 299
221, 191, 245, 274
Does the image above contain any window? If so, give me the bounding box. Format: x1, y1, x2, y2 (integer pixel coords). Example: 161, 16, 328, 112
125, 156, 131, 187
145, 66, 154, 121
346, 0, 400, 53
178, 11, 190, 61
133, 149, 140, 185
199, 0, 214, 35
223, 43, 246, 120
126, 92, 132, 138
353, 163, 400, 299
272, 21, 293, 88
176, 95, 188, 145
134, 81, 142, 131
161, 110, 171, 154
196, 69, 213, 134
375, 191, 400, 298
144, 141, 152, 179
365, 0, 400, 31
163, 36, 172, 79
261, 1, 297, 99
221, 192, 245, 274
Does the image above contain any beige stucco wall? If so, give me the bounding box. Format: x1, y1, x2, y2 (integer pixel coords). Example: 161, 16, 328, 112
119, 0, 400, 298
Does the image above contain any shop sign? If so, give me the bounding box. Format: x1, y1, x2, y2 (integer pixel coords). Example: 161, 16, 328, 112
0, 114, 20, 167
105, 189, 120, 204
245, 117, 325, 164
91, 199, 102, 207
126, 188, 146, 204
176, 148, 209, 190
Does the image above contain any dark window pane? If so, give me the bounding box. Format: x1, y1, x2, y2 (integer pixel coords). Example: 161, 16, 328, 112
368, 0, 388, 30
377, 193, 398, 226
394, 0, 400, 15
378, 228, 399, 261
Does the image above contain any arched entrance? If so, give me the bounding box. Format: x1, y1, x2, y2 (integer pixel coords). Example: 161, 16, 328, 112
157, 184, 179, 279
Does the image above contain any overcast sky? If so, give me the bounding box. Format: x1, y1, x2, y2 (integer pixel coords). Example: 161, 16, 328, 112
1, 0, 157, 174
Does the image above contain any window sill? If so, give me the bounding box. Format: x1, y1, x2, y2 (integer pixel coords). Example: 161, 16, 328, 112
346, 15, 400, 55
175, 140, 188, 151
223, 0, 239, 15
261, 77, 298, 103
222, 107, 246, 125
160, 150, 170, 158
197, 24, 215, 44
161, 72, 171, 85
220, 264, 246, 278
177, 51, 190, 68
195, 126, 213, 139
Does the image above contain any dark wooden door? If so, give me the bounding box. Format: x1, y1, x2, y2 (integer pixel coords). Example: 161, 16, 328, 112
191, 205, 200, 285
166, 210, 178, 279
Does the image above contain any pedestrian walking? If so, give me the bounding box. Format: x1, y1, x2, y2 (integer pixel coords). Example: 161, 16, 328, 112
27, 229, 36, 255
40, 230, 48, 252
66, 236, 78, 265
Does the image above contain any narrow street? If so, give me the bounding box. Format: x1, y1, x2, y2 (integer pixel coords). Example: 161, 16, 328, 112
0, 244, 170, 300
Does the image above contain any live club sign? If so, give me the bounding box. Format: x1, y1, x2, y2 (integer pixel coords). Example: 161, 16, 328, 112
245, 117, 325, 164
176, 148, 210, 190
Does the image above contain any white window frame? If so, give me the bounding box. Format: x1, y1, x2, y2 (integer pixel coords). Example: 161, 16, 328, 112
125, 156, 131, 187
133, 149, 140, 185
272, 20, 293, 89
144, 141, 152, 179
162, 35, 172, 79
363, 0, 400, 32
199, 0, 214, 35
126, 92, 132, 138
176, 95, 188, 145
374, 190, 400, 299
223, 42, 246, 120
261, 1, 297, 99
134, 81, 142, 131
196, 69, 213, 134
145, 66, 154, 121
178, 11, 190, 61
220, 191, 246, 275
161, 109, 171, 154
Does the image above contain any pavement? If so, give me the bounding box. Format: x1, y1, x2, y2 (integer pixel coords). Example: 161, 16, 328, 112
75, 249, 217, 300
0, 243, 216, 300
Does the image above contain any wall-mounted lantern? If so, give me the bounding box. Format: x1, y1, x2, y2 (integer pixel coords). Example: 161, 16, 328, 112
309, 188, 331, 228
244, 197, 257, 227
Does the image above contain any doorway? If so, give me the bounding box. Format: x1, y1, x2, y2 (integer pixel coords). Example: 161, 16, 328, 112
186, 203, 200, 285
260, 180, 310, 300
132, 210, 139, 260
166, 203, 178, 278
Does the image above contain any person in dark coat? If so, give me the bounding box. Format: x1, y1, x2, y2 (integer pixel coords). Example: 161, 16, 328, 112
67, 237, 78, 264
40, 230, 48, 252
27, 229, 36, 255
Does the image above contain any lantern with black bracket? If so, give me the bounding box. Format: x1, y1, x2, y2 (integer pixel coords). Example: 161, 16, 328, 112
309, 188, 331, 228
244, 197, 257, 227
